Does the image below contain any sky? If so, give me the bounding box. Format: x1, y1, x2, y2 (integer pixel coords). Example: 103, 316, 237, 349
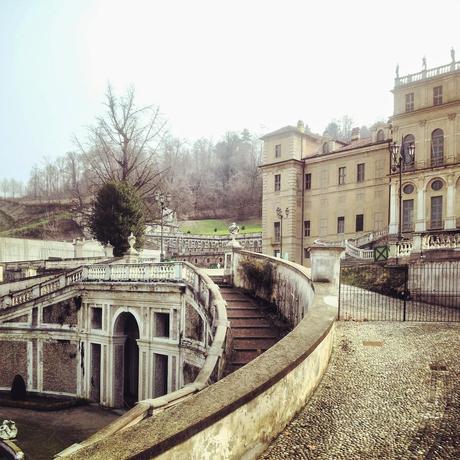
1, 0, 459, 182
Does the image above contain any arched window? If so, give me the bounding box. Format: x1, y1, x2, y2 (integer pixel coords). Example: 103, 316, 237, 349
431, 129, 444, 167
376, 129, 385, 142
402, 134, 415, 170
322, 142, 330, 154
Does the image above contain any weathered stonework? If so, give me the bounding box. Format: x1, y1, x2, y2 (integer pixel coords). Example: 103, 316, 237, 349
43, 341, 78, 393
0, 340, 28, 388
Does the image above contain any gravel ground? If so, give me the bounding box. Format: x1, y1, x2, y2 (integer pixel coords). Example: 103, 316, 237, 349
260, 322, 460, 460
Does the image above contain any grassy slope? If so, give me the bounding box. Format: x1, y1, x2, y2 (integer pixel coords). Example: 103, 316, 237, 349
179, 218, 261, 235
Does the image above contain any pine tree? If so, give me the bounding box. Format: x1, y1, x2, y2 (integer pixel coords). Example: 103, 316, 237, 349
90, 181, 145, 256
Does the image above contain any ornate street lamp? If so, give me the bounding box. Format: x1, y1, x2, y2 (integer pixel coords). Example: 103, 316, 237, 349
276, 206, 289, 259
389, 140, 415, 240
154, 191, 171, 262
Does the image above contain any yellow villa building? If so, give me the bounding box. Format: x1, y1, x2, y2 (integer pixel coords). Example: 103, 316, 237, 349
261, 54, 460, 265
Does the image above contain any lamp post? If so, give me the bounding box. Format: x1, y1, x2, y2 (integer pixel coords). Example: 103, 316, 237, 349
276, 206, 289, 259
154, 191, 171, 262
389, 140, 415, 240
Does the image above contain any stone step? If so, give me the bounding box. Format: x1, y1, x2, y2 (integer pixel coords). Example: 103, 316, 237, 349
233, 338, 278, 350
226, 310, 266, 319
226, 304, 259, 311
231, 327, 278, 338
230, 318, 272, 327
232, 349, 264, 363
225, 298, 253, 303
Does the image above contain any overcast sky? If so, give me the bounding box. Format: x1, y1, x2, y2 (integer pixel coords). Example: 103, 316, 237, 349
1, 0, 459, 182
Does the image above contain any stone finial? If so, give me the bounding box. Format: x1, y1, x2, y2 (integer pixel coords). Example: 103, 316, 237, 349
227, 223, 242, 249
0, 420, 18, 440
451, 47, 456, 63
422, 56, 427, 71
125, 232, 139, 258
395, 63, 399, 79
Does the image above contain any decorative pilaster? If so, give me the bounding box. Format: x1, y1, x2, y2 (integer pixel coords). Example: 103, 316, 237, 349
389, 180, 399, 235
445, 174, 456, 229
415, 179, 426, 232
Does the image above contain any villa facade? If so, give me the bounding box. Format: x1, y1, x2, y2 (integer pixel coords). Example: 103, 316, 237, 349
261, 55, 460, 265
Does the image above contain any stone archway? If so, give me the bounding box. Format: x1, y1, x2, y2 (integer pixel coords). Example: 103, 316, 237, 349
113, 312, 140, 408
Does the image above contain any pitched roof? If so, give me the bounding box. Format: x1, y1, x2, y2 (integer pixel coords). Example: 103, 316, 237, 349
260, 125, 321, 141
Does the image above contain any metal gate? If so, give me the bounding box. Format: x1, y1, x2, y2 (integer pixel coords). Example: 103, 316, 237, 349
338, 262, 460, 322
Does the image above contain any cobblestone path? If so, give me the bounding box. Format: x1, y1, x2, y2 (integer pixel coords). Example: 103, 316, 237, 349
261, 322, 460, 460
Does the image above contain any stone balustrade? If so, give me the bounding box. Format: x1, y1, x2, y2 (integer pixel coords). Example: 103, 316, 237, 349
395, 61, 460, 86
61, 248, 341, 460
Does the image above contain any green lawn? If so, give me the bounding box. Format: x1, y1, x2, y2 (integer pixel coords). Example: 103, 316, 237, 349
179, 218, 261, 235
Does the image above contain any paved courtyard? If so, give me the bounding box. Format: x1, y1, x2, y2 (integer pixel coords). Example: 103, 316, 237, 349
261, 322, 460, 460
0, 404, 118, 460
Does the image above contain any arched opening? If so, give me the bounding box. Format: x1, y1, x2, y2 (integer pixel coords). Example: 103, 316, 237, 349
376, 129, 385, 142
113, 312, 140, 408
431, 129, 444, 167
402, 134, 415, 171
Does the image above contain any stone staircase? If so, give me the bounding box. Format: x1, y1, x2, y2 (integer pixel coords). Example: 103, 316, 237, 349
217, 283, 287, 374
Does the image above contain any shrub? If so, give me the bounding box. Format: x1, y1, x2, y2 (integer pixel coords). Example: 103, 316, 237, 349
239, 258, 274, 297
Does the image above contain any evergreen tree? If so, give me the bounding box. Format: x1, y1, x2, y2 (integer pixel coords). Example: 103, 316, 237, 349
90, 181, 145, 256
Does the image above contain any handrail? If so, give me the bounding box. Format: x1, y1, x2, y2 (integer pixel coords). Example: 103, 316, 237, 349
52, 261, 229, 458
395, 61, 460, 86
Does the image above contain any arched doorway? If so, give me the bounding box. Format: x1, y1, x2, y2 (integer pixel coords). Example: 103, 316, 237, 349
113, 312, 140, 408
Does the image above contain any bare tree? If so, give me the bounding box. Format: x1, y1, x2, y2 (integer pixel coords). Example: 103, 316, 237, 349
76, 85, 168, 196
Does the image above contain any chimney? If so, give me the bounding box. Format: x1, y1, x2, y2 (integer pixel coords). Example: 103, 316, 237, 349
297, 120, 305, 133
351, 127, 360, 141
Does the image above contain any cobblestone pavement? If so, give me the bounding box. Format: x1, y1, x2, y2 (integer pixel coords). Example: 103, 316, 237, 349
260, 322, 460, 460
0, 404, 119, 460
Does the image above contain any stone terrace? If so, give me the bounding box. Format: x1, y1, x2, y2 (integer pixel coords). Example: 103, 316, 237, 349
261, 322, 460, 460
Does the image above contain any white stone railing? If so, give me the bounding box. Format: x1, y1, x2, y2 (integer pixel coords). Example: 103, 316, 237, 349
55, 261, 229, 459
422, 232, 460, 250
344, 240, 374, 260
396, 240, 413, 257
395, 61, 460, 86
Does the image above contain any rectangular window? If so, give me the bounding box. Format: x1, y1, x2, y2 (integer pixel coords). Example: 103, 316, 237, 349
304, 220, 311, 237
337, 216, 345, 234
274, 249, 280, 258
274, 221, 281, 242
402, 199, 414, 232
355, 214, 364, 232
91, 307, 103, 329
405, 93, 414, 112
304, 173, 311, 190
304, 248, 310, 259
274, 174, 281, 191
430, 196, 443, 229
357, 163, 365, 182
155, 313, 170, 337
433, 86, 443, 106
275, 144, 281, 158
338, 167, 346, 185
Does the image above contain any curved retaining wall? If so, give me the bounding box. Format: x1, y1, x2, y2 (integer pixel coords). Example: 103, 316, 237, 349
65, 251, 338, 460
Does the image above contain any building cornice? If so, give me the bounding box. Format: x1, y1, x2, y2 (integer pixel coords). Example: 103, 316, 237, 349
391, 99, 460, 121
259, 158, 304, 169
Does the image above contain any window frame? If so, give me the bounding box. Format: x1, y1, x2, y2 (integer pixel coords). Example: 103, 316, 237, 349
275, 144, 281, 158
274, 174, 281, 192
338, 167, 346, 185
337, 216, 345, 234
402, 199, 414, 232
433, 86, 443, 106
274, 221, 281, 242
304, 173, 311, 190
355, 214, 364, 232
431, 129, 444, 167
304, 220, 311, 237
430, 196, 443, 229
357, 163, 365, 182
405, 93, 414, 112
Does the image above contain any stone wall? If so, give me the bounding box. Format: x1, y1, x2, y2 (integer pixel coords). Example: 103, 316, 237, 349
0, 340, 28, 388
0, 237, 105, 263
42, 341, 78, 393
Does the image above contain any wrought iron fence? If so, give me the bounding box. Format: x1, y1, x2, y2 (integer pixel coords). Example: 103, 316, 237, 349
339, 262, 460, 322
